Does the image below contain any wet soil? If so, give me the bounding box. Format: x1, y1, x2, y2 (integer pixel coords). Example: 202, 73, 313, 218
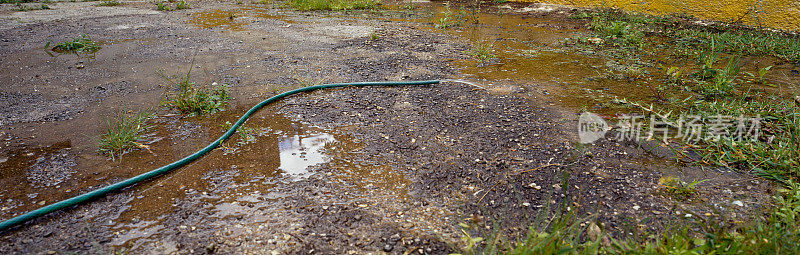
0, 1, 777, 254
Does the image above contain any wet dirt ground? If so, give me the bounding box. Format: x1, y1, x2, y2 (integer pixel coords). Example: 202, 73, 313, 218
0, 1, 778, 254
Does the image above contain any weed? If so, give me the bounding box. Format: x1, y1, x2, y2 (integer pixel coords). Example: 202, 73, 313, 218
156, 0, 189, 11
569, 11, 592, 20
14, 2, 49, 11
699, 109, 800, 181
435, 3, 466, 29
746, 65, 772, 85
658, 176, 707, 199
457, 181, 800, 254
97, 0, 121, 6
175, 0, 189, 10
48, 34, 101, 55
700, 55, 741, 97
454, 223, 487, 255
454, 209, 603, 255
220, 121, 259, 146
295, 75, 326, 87
466, 42, 495, 63
98, 110, 155, 160
287, 0, 380, 11
695, 48, 719, 80
676, 29, 800, 63
369, 31, 379, 41
579, 10, 800, 65
159, 65, 231, 116
562, 2, 800, 233
507, 213, 600, 254
400, 1, 412, 11
156, 1, 172, 11
587, 16, 644, 48
665, 66, 683, 84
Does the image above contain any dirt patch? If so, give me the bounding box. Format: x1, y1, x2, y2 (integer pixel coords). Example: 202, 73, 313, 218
26, 148, 77, 188
0, 2, 162, 31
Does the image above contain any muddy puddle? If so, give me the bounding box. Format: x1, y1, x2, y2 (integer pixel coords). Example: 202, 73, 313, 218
0, 105, 403, 248
385, 4, 652, 113
189, 7, 293, 31
386, 3, 800, 116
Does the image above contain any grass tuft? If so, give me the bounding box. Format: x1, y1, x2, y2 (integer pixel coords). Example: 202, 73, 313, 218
457, 181, 800, 254
156, 1, 171, 11
159, 65, 231, 116
48, 34, 101, 56
466, 42, 496, 63
220, 121, 259, 146
13, 2, 49, 11
97, 0, 121, 6
676, 29, 800, 63
98, 110, 154, 160
436, 3, 466, 29
658, 176, 707, 199
156, 1, 188, 11
587, 16, 645, 48
175, 0, 189, 10
572, 8, 800, 183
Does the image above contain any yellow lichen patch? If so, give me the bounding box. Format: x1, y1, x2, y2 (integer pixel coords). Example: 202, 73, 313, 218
515, 0, 800, 31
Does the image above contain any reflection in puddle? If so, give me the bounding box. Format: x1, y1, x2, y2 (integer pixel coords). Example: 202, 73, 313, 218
278, 133, 334, 176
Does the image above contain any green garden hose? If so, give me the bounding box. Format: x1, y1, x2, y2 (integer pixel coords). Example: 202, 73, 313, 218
0, 80, 440, 232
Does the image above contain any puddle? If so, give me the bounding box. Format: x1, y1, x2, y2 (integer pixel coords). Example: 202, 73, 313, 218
190, 9, 250, 31
0, 142, 76, 218
189, 7, 291, 31
278, 133, 335, 176
389, 4, 637, 112
0, 106, 409, 248
523, 0, 800, 31
388, 3, 800, 116
104, 109, 409, 248
111, 109, 377, 218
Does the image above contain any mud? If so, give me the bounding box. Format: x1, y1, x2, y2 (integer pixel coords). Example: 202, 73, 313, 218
0, 0, 778, 254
